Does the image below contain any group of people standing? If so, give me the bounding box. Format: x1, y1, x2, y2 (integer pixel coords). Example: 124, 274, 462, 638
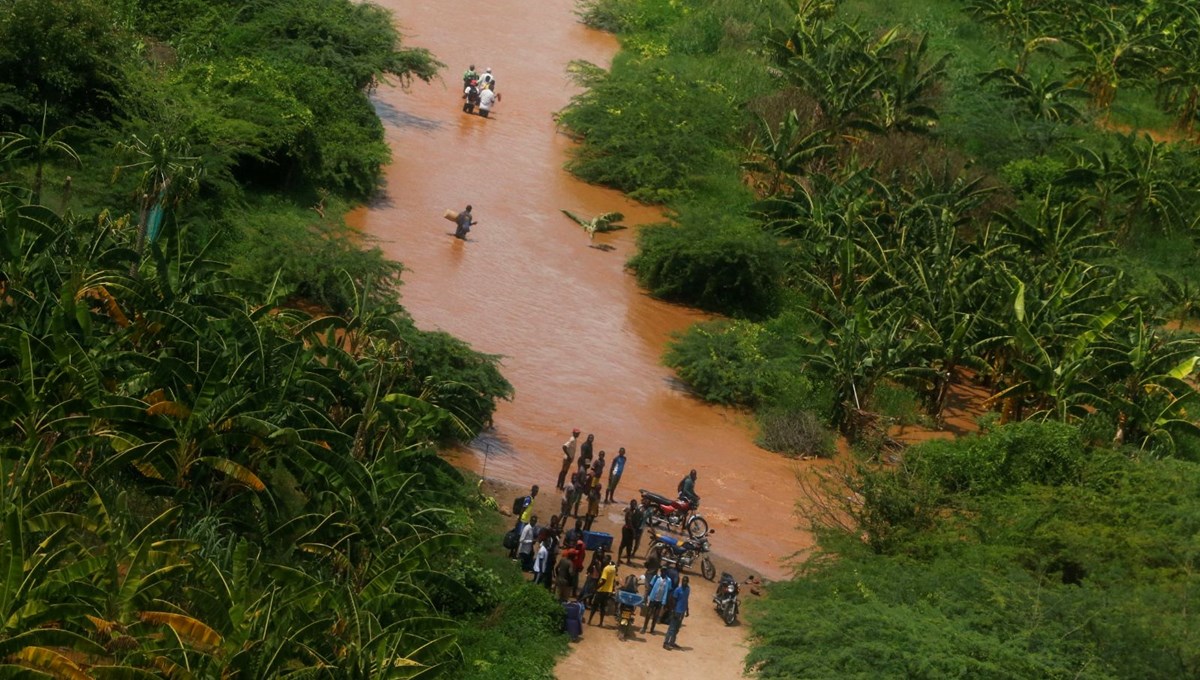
557, 428, 629, 531
461, 64, 498, 117
505, 427, 695, 650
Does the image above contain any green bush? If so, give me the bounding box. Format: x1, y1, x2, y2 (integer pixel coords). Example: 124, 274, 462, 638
397, 325, 514, 439
630, 220, 784, 317
223, 196, 403, 312
454, 496, 567, 680
0, 0, 131, 126
575, 0, 681, 34
749, 447, 1200, 679
757, 408, 836, 458
907, 421, 1086, 494
557, 53, 742, 203
872, 382, 925, 426
664, 320, 771, 404
998, 155, 1071, 201
456, 583, 566, 680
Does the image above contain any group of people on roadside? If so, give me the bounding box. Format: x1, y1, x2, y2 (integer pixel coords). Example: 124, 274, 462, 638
503, 427, 697, 649
550, 528, 693, 649
557, 428, 629, 529
461, 64, 498, 117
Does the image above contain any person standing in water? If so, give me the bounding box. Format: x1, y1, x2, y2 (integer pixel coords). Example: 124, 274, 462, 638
462, 64, 478, 88
478, 85, 496, 118
462, 80, 481, 113
454, 205, 476, 240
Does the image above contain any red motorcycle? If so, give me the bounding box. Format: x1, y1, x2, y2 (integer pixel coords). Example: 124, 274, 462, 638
639, 489, 708, 538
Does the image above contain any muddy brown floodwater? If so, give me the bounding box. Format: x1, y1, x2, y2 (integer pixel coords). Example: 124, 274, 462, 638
355, 0, 813, 580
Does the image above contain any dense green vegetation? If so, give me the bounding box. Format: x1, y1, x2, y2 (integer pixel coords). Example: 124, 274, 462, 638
565, 0, 1200, 459
0, 0, 441, 312
0, 1, 571, 676
0, 173, 558, 677
563, 0, 1200, 675
746, 422, 1200, 678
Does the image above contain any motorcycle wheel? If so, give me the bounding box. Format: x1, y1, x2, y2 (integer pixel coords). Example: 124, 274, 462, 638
723, 603, 738, 626
686, 515, 709, 538
701, 556, 716, 581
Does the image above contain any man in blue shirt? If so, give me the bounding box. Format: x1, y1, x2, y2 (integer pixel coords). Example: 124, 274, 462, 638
641, 568, 671, 634
663, 575, 690, 650
604, 447, 627, 504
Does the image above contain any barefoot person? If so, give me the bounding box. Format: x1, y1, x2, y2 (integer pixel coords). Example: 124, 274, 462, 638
557, 428, 579, 490
582, 485, 600, 532
604, 447, 627, 503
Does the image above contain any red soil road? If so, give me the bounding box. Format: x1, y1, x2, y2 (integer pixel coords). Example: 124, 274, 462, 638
354, 0, 817, 581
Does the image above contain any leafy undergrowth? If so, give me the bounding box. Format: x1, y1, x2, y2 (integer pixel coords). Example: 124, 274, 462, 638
455, 489, 568, 680
746, 423, 1200, 679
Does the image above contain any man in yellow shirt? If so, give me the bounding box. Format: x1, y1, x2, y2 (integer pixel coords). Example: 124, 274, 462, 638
587, 556, 618, 628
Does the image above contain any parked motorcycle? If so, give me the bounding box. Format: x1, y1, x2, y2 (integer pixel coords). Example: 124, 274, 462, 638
639, 488, 709, 538
649, 529, 716, 581
713, 572, 740, 625
616, 590, 643, 641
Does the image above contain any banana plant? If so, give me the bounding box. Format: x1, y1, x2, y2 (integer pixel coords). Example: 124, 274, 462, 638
0, 105, 81, 205
1063, 13, 1158, 110
869, 33, 950, 134
1155, 273, 1200, 329
0, 510, 108, 677
742, 111, 834, 197
1095, 311, 1200, 451
988, 270, 1124, 422
980, 66, 1089, 123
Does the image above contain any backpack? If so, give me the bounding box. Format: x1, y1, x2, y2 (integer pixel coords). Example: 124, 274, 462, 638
512, 496, 527, 515
502, 527, 519, 550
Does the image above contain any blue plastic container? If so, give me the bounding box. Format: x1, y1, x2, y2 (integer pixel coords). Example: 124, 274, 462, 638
582, 530, 613, 551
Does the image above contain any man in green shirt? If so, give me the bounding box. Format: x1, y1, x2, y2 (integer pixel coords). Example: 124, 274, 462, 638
679, 469, 698, 506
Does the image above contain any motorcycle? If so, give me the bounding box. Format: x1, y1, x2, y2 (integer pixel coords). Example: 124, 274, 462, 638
639, 488, 709, 538
649, 529, 716, 581
615, 590, 644, 641
712, 572, 740, 625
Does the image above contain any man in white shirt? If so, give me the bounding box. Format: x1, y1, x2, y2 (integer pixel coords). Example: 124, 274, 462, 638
532, 540, 549, 585
518, 514, 539, 572
478, 86, 497, 118
480, 67, 496, 91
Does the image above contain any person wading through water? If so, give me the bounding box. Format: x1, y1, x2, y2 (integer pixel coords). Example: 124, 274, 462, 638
454, 205, 476, 240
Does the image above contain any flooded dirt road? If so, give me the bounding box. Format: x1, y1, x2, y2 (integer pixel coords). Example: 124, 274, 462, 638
358, 0, 812, 580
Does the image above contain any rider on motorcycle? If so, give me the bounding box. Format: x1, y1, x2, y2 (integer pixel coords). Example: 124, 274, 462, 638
678, 469, 699, 506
